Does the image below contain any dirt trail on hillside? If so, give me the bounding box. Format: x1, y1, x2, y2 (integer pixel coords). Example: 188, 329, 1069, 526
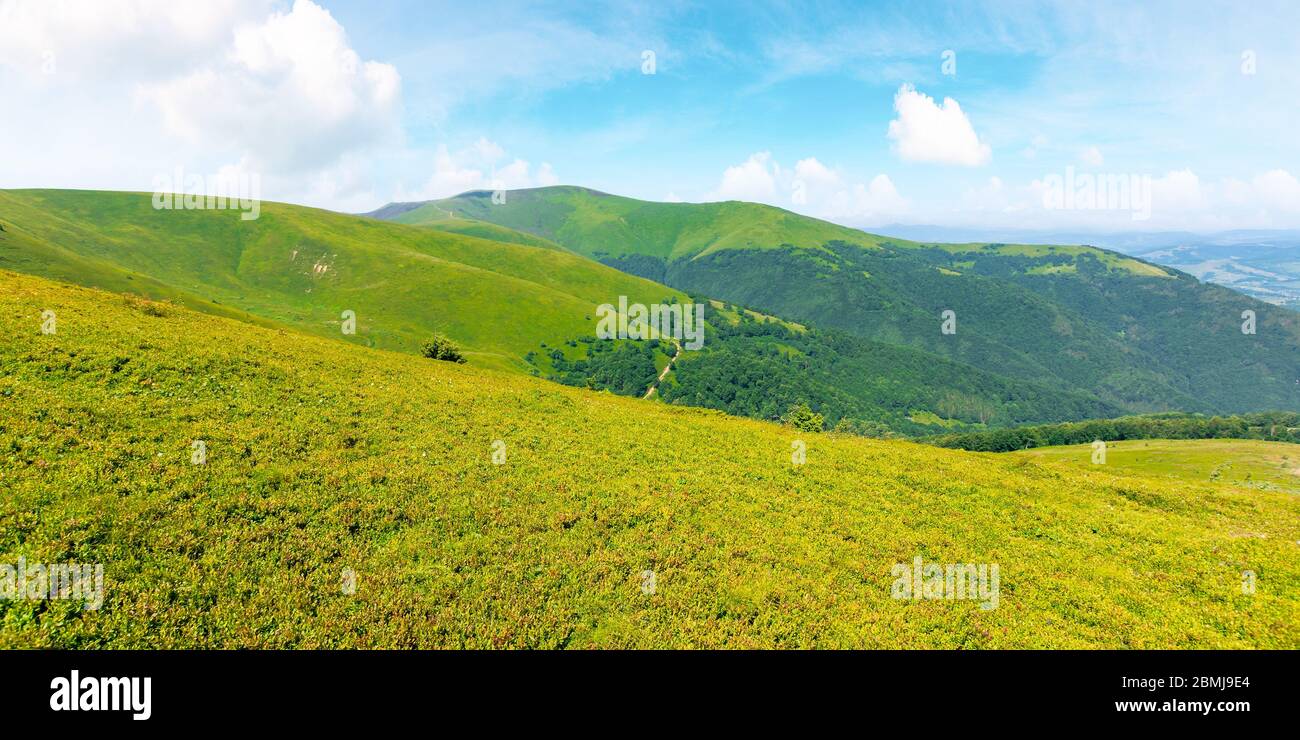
643, 339, 683, 399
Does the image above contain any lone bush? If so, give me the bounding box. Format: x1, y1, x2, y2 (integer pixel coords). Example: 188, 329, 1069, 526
783, 403, 824, 432
421, 335, 466, 364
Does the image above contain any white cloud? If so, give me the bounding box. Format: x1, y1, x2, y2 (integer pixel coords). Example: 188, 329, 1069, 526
470, 137, 506, 163
792, 157, 908, 221
708, 152, 907, 224
1250, 169, 1300, 212
142, 0, 400, 174
535, 162, 560, 187
1151, 168, 1204, 213
830, 174, 909, 221
887, 84, 990, 166
710, 151, 780, 202
0, 0, 409, 211
0, 0, 269, 81
793, 157, 840, 189
1079, 146, 1104, 167
403, 140, 560, 200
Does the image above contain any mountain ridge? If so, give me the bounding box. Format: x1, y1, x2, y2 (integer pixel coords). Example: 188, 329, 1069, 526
371, 186, 1299, 416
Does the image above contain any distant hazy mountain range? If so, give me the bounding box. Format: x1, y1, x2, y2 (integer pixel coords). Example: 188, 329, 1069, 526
875, 225, 1300, 309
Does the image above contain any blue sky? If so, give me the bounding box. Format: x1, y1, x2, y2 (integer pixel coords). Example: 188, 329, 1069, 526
2, 0, 1298, 230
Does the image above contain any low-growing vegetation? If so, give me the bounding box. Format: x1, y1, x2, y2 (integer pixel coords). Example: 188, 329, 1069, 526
3, 270, 1297, 648
1010, 438, 1300, 495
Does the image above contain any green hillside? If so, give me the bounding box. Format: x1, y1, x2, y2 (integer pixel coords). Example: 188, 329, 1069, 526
1010, 439, 1300, 496
0, 189, 1130, 435
538, 298, 1123, 434
408, 214, 574, 253
0, 189, 684, 373
389, 186, 881, 261
3, 269, 1298, 648
393, 187, 1300, 415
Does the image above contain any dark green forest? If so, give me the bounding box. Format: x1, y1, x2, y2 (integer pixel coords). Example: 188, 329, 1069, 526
529, 302, 1123, 436
925, 411, 1300, 452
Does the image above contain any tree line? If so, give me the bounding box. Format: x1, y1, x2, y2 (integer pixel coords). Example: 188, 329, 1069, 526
924, 411, 1300, 452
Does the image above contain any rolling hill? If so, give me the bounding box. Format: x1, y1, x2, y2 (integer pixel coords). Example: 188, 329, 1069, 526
387, 187, 1300, 415
1010, 439, 1300, 496
0, 188, 1133, 434
0, 189, 684, 373
3, 269, 1297, 648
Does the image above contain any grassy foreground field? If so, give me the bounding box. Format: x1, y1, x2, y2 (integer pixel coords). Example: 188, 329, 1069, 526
2, 269, 1298, 648
1011, 439, 1300, 496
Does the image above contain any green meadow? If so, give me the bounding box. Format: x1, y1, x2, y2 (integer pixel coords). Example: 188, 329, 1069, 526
1012, 439, 1300, 496
0, 189, 683, 373
3, 270, 1297, 648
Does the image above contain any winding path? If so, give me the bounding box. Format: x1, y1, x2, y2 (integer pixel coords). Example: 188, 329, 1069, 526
643, 339, 683, 400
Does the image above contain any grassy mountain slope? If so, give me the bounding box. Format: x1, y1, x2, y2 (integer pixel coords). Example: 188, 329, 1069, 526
0, 189, 684, 372
387, 186, 882, 261
0, 188, 1135, 435
405, 214, 574, 253
391, 187, 1300, 414
411, 187, 1165, 272
2, 269, 1297, 648
1011, 439, 1300, 496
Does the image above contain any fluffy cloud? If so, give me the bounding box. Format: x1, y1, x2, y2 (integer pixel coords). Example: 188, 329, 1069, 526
1218, 170, 1300, 220
711, 151, 781, 202
142, 0, 400, 173
793, 157, 840, 190
0, 0, 269, 81
792, 158, 909, 221
0, 0, 410, 210
708, 153, 907, 223
403, 139, 560, 201
829, 175, 909, 221
887, 84, 990, 166
1150, 168, 1205, 213
1249, 170, 1300, 212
